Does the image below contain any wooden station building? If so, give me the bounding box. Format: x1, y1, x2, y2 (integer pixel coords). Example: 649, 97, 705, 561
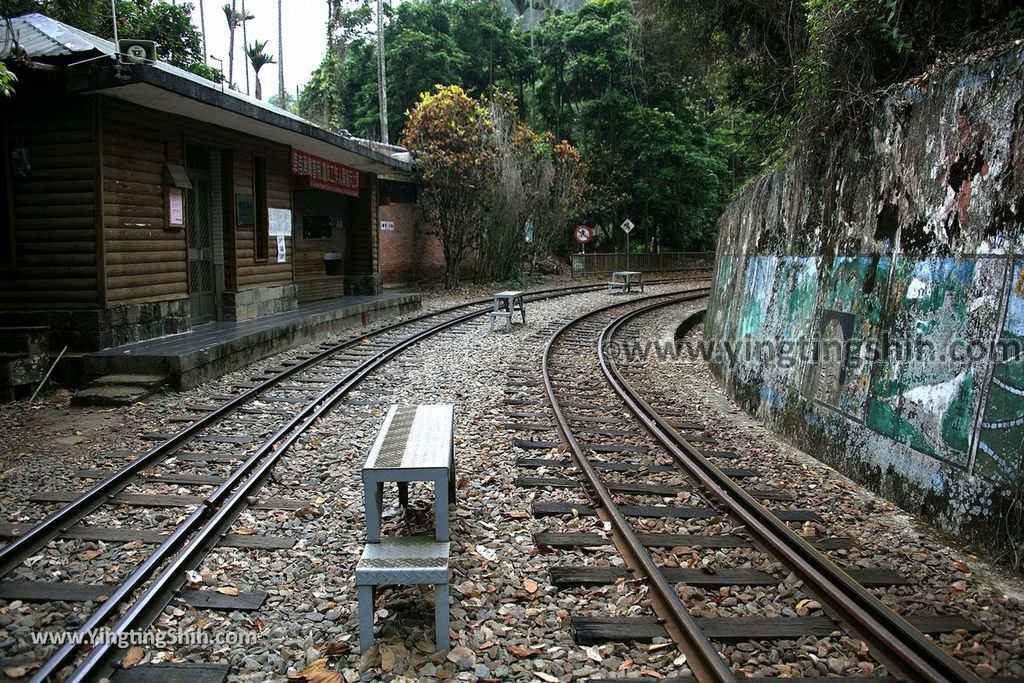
0, 14, 420, 352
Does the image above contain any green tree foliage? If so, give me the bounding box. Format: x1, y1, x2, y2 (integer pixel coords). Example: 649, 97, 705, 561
0, 63, 17, 96
649, 0, 1022, 160
534, 0, 741, 251
303, 0, 531, 141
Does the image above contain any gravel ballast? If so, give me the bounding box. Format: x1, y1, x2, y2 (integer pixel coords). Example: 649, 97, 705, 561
1, 279, 1022, 681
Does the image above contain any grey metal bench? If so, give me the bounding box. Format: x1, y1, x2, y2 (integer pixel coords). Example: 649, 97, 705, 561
607, 270, 644, 294
362, 404, 456, 542
356, 537, 450, 652
357, 404, 455, 653
488, 290, 525, 332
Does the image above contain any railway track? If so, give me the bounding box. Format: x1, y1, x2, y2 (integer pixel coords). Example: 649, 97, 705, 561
0, 279, 693, 681
511, 292, 987, 681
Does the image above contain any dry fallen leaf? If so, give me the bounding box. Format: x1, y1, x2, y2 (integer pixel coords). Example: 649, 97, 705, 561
288, 658, 328, 680
306, 671, 342, 683
215, 586, 240, 596
234, 527, 257, 536
508, 645, 540, 658
79, 549, 102, 561
951, 580, 968, 592
121, 646, 144, 669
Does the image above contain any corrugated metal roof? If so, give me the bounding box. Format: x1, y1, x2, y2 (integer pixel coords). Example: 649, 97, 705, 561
1, 13, 109, 59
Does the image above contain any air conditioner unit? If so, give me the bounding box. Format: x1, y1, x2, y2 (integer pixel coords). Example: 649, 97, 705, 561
118, 39, 157, 64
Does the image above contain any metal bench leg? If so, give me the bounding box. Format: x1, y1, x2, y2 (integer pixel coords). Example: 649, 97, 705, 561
358, 584, 375, 652
489, 314, 495, 332
365, 480, 383, 542
435, 582, 450, 651
435, 475, 449, 541
448, 453, 457, 505
398, 481, 409, 509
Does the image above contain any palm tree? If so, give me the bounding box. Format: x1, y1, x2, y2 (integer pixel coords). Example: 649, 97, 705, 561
246, 40, 276, 100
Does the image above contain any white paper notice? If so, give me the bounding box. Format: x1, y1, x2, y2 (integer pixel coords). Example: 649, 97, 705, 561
277, 235, 286, 263
269, 208, 292, 236
168, 188, 184, 226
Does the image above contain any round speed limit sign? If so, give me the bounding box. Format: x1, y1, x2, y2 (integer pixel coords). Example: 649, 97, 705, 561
574, 225, 594, 244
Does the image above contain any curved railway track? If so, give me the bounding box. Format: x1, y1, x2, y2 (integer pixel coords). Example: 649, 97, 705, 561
536, 293, 982, 682
0, 279, 692, 681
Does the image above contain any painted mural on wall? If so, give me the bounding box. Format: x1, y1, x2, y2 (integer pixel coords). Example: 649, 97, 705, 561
865, 256, 1007, 467
707, 253, 1020, 486
975, 258, 1024, 487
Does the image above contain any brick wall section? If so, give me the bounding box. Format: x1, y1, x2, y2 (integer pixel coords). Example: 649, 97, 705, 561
378, 202, 447, 285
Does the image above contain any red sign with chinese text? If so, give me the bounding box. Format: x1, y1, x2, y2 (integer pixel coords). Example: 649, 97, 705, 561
291, 150, 361, 197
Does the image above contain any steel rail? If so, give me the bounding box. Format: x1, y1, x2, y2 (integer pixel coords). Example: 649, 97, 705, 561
35, 279, 694, 681
540, 289, 736, 683
0, 279, 660, 577
598, 300, 980, 683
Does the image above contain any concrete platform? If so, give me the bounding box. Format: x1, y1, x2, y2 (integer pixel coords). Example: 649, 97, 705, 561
82, 293, 421, 390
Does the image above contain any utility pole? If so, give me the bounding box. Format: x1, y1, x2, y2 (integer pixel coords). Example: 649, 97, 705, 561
376, 0, 389, 144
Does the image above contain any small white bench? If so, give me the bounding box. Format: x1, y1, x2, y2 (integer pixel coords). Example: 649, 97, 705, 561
356, 537, 450, 653
607, 270, 644, 294
488, 290, 526, 332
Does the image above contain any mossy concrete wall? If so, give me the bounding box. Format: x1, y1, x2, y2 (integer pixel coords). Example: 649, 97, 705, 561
706, 47, 1024, 564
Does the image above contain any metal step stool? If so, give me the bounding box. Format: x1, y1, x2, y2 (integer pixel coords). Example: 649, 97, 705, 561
355, 536, 451, 653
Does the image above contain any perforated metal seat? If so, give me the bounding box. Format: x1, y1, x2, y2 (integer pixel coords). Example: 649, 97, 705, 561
355, 537, 451, 652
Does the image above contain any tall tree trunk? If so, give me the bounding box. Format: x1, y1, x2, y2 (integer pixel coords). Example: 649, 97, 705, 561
375, 0, 389, 144
255, 77, 262, 100
242, 0, 251, 95
227, 0, 236, 88
277, 0, 285, 106
199, 0, 208, 65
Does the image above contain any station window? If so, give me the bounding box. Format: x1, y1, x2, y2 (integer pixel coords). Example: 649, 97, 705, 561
254, 156, 269, 260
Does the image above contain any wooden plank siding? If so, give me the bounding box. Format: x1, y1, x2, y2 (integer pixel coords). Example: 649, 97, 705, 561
0, 92, 99, 308
100, 103, 186, 305
236, 153, 292, 288
99, 100, 293, 305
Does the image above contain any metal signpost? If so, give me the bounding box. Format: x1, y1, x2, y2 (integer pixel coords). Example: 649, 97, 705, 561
573, 225, 593, 278
620, 218, 635, 271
